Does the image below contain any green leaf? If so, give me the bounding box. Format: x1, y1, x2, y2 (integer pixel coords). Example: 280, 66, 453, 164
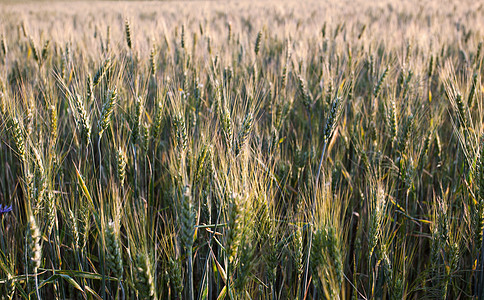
85, 285, 103, 300
216, 285, 227, 300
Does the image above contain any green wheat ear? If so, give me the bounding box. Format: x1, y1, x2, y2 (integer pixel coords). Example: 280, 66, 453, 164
174, 113, 188, 153
168, 258, 183, 298
93, 58, 110, 86
41, 40, 50, 62
26, 214, 42, 274
387, 98, 397, 142
125, 19, 132, 50
105, 220, 123, 279
254, 30, 262, 56
98, 87, 117, 137
227, 22, 232, 42
220, 105, 234, 148
323, 96, 343, 143
475, 137, 484, 250
45, 191, 56, 236
135, 252, 156, 299
8, 115, 25, 162
179, 180, 196, 300
116, 147, 127, 186
49, 105, 58, 142
181, 24, 185, 49
368, 185, 386, 259
226, 192, 242, 264
0, 35, 7, 58
297, 74, 312, 111
0, 86, 6, 116
73, 94, 91, 146
152, 100, 164, 140
234, 112, 254, 156
28, 36, 39, 63
149, 46, 156, 76
468, 73, 478, 107
373, 67, 388, 99
133, 97, 142, 145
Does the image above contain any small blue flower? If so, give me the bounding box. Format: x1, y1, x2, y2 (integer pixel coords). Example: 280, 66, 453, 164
0, 205, 12, 215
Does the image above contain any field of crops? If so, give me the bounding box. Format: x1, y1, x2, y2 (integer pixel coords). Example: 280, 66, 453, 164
0, 0, 483, 299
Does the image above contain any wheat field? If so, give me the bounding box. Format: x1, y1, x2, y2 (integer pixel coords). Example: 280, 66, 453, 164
0, 0, 483, 299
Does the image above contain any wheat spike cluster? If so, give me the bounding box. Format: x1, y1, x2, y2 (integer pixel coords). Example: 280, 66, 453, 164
0, 0, 484, 299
